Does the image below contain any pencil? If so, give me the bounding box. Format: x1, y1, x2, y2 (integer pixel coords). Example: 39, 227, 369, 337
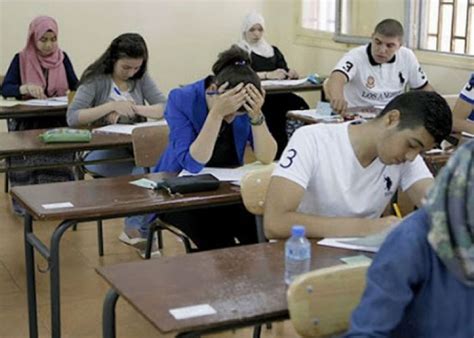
392, 203, 403, 219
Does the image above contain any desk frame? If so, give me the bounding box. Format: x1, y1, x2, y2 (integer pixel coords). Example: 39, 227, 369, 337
13, 177, 241, 338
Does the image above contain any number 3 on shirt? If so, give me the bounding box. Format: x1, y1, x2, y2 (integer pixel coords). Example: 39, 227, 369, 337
342, 61, 354, 73
280, 149, 297, 168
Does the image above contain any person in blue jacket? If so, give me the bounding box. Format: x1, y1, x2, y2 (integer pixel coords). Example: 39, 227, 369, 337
345, 140, 474, 338
153, 45, 277, 250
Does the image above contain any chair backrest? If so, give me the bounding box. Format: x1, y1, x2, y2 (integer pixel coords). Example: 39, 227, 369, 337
132, 124, 169, 168
240, 163, 276, 216
67, 90, 76, 105
287, 262, 370, 338
442, 94, 458, 110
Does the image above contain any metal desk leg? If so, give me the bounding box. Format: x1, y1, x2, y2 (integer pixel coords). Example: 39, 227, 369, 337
145, 222, 158, 259
24, 213, 38, 338
4, 169, 8, 193
103, 289, 120, 338
49, 220, 77, 338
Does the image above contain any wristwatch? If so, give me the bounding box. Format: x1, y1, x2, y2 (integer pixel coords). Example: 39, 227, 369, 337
249, 113, 265, 126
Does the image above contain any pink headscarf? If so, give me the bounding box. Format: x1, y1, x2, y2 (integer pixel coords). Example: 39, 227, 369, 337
19, 16, 68, 97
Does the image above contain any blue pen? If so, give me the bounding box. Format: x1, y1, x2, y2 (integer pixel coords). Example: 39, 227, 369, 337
206, 90, 221, 95
113, 87, 122, 96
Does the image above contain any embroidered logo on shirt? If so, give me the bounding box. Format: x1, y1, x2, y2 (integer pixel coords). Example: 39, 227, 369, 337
384, 175, 393, 195
398, 72, 405, 84
366, 76, 375, 89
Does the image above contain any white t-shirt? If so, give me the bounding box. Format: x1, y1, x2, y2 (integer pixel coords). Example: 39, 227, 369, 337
459, 73, 474, 121
272, 122, 433, 219
332, 44, 428, 107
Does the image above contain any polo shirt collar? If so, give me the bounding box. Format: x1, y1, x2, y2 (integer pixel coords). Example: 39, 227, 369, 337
366, 43, 396, 66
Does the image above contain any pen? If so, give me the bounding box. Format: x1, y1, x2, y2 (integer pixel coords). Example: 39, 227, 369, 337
206, 90, 222, 95
392, 203, 403, 219
113, 87, 122, 96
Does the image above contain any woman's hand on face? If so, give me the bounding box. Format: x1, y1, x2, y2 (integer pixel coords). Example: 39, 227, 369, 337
209, 82, 246, 120
21, 84, 47, 99
109, 101, 136, 119
268, 68, 288, 80
243, 84, 265, 119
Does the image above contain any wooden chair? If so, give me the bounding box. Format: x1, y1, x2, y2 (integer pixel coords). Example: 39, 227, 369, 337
240, 163, 276, 243
287, 262, 370, 338
132, 124, 197, 256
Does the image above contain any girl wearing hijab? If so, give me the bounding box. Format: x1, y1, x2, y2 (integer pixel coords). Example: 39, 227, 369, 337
345, 140, 474, 337
238, 11, 309, 158
2, 16, 79, 215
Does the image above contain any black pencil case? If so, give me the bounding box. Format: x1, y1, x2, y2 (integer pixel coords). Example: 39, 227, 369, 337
156, 174, 220, 195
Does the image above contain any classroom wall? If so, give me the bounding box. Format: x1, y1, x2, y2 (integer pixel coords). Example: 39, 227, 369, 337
0, 0, 265, 95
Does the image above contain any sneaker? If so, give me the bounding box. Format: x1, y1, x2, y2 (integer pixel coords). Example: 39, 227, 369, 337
119, 229, 160, 258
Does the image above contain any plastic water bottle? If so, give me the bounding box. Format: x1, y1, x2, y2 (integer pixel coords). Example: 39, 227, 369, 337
285, 225, 311, 285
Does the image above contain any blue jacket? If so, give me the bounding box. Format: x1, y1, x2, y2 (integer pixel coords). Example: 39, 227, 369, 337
345, 209, 474, 338
1, 52, 78, 98
155, 78, 253, 173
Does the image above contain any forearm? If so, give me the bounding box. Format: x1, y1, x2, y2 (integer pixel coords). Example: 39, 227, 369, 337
453, 118, 474, 134
189, 114, 221, 164
134, 103, 165, 120
251, 122, 277, 164
264, 210, 382, 239
76, 102, 115, 126
325, 75, 345, 101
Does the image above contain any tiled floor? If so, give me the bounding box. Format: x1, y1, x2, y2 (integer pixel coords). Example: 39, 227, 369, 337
0, 172, 298, 337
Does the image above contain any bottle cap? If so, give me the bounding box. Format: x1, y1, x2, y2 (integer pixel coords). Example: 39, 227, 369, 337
291, 225, 305, 237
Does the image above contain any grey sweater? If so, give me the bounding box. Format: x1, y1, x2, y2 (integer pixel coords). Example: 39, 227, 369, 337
67, 73, 167, 127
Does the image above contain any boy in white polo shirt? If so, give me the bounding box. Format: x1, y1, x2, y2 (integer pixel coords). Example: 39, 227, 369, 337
264, 91, 452, 239
452, 73, 474, 134
325, 19, 434, 114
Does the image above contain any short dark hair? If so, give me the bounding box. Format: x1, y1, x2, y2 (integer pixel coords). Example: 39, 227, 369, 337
378, 91, 452, 145
374, 19, 404, 38
80, 33, 148, 85
211, 45, 260, 91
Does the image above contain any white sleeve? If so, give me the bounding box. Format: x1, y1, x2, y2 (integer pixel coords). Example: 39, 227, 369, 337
404, 48, 428, 89
272, 126, 318, 189
459, 74, 474, 104
332, 49, 358, 82
399, 155, 433, 192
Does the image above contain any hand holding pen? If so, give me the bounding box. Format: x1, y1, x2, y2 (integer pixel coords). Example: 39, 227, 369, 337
110, 86, 136, 119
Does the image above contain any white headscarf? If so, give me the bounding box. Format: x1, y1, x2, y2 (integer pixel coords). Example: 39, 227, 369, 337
238, 11, 274, 58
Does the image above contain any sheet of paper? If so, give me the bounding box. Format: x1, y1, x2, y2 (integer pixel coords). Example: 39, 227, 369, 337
261, 78, 308, 87
179, 161, 274, 183
169, 304, 216, 320
129, 178, 158, 189
462, 131, 474, 138
20, 97, 68, 107
93, 120, 167, 135
0, 98, 21, 107
340, 254, 372, 265
42, 202, 74, 209
287, 109, 343, 122
318, 227, 392, 253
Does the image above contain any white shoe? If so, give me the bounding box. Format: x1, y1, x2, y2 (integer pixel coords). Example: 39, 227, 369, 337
119, 230, 160, 258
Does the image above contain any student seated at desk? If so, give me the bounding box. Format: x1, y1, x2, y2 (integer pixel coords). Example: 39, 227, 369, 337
149, 45, 277, 251
264, 91, 452, 239
67, 33, 166, 177
452, 73, 474, 135
1, 15, 79, 215
325, 19, 433, 115
345, 140, 474, 338
237, 11, 309, 159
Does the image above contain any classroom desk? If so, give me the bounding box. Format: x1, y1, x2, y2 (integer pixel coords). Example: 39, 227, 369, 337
286, 106, 381, 125
11, 174, 242, 338
263, 81, 323, 95
98, 242, 361, 338
0, 129, 133, 192
0, 104, 67, 119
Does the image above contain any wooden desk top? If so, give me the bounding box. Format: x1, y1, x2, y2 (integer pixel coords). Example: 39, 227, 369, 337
0, 104, 67, 119
264, 81, 323, 95
11, 173, 241, 221
97, 242, 359, 335
0, 129, 132, 157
